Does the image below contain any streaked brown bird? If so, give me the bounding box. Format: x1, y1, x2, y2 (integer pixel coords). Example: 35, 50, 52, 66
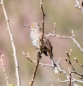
28, 23, 58, 73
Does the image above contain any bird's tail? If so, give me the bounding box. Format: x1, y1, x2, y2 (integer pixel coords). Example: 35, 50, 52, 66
50, 56, 58, 73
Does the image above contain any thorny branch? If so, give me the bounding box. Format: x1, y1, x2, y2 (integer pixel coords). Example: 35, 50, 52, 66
0, 53, 9, 86
0, 0, 21, 86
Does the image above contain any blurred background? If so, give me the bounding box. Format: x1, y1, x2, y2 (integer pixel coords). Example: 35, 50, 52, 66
0, 0, 83, 86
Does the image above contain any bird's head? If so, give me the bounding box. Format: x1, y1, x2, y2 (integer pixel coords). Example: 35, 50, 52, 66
30, 23, 41, 31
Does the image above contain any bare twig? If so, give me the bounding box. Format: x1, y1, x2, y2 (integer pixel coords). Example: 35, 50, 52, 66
65, 50, 83, 80
22, 51, 53, 67
0, 0, 21, 86
0, 53, 9, 86
46, 30, 83, 52
65, 50, 73, 67
29, 52, 41, 86
74, 58, 83, 67
71, 30, 75, 38
27, 1, 45, 85
53, 23, 56, 34
23, 51, 70, 80
23, 51, 83, 85
69, 73, 72, 86
58, 79, 69, 84
40, 0, 45, 43
23, 51, 71, 85
58, 78, 83, 85
65, 50, 76, 72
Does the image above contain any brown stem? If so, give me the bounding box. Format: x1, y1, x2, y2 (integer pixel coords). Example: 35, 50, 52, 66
29, 52, 41, 86
0, 0, 21, 86
69, 73, 71, 86
40, 0, 45, 43
0, 53, 9, 86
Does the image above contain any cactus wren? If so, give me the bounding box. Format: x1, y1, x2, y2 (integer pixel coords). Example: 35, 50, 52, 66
28, 23, 58, 73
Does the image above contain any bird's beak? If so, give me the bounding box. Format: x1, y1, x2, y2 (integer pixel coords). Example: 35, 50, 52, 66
23, 25, 30, 28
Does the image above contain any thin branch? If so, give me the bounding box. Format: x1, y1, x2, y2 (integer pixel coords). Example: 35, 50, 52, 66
46, 30, 83, 52
73, 78, 83, 83
65, 50, 74, 68
65, 50, 83, 80
74, 58, 83, 67
29, 52, 41, 86
72, 71, 83, 79
53, 23, 56, 34
40, 0, 45, 43
23, 51, 70, 84
71, 36, 83, 52
23, 51, 83, 85
0, 0, 21, 86
58, 79, 69, 84
22, 51, 53, 67
28, 1, 45, 85
69, 73, 72, 86
58, 78, 83, 85
65, 50, 76, 72
0, 53, 9, 86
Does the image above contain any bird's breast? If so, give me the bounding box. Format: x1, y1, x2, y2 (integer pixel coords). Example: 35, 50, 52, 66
30, 31, 41, 48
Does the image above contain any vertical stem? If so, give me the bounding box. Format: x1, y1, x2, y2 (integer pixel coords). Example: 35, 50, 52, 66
29, 52, 41, 86
0, 53, 9, 86
69, 73, 71, 86
1, 0, 21, 86
40, 0, 45, 43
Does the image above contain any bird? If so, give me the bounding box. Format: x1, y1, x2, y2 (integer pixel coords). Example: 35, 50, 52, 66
28, 22, 58, 73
